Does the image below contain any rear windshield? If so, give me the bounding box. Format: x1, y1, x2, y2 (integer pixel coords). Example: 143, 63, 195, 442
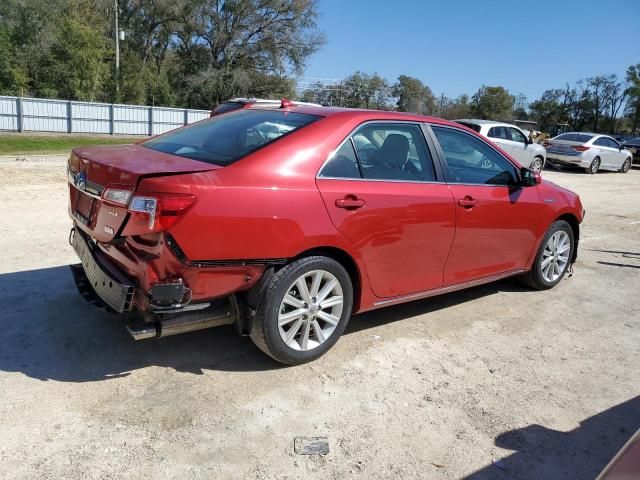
455, 121, 481, 133
142, 110, 320, 166
554, 133, 593, 143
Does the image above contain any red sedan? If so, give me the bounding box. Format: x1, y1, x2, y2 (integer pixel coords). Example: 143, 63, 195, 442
68, 102, 584, 364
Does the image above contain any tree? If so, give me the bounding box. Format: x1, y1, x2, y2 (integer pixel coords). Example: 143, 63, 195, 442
471, 85, 515, 120
624, 64, 640, 134
393, 75, 436, 115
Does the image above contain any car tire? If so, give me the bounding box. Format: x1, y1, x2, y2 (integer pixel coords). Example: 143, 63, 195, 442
250, 256, 353, 365
530, 156, 544, 172
586, 157, 600, 174
620, 157, 631, 173
522, 220, 574, 290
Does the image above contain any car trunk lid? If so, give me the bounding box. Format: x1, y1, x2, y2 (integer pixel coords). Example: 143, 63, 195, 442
68, 144, 219, 242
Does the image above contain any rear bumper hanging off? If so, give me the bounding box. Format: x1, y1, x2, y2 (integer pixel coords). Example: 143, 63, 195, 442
70, 227, 135, 313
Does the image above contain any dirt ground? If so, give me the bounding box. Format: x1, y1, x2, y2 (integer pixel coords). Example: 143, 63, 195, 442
0, 156, 638, 480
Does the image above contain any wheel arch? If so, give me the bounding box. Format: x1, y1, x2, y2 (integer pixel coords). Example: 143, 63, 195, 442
556, 213, 580, 264
291, 246, 362, 311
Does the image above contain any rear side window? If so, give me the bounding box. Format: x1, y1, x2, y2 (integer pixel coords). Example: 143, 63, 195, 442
487, 126, 509, 139
352, 123, 436, 181
432, 126, 518, 186
319, 140, 361, 179
555, 133, 594, 142
143, 110, 320, 166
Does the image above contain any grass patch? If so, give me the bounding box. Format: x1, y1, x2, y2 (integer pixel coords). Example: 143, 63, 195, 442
0, 134, 146, 155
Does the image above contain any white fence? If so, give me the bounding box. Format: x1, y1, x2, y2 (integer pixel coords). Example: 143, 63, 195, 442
0, 95, 210, 136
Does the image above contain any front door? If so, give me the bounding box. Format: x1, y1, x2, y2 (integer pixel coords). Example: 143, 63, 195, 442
429, 125, 543, 285
316, 122, 456, 298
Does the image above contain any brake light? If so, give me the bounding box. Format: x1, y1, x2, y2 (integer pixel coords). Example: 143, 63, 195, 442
128, 193, 196, 231
572, 145, 590, 152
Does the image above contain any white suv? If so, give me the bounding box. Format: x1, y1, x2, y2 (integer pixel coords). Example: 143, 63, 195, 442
455, 119, 546, 172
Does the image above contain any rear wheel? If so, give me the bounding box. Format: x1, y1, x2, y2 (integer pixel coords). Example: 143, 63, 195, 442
586, 157, 600, 174
522, 220, 574, 290
530, 156, 544, 172
620, 157, 631, 173
250, 256, 353, 365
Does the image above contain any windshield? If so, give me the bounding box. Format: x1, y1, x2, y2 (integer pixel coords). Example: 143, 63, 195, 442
554, 133, 594, 143
142, 110, 320, 166
455, 121, 481, 133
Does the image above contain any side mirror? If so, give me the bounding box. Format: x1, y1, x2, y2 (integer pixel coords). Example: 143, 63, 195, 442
520, 167, 541, 187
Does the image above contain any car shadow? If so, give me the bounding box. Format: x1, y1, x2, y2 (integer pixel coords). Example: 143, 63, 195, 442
0, 265, 529, 382
464, 396, 640, 480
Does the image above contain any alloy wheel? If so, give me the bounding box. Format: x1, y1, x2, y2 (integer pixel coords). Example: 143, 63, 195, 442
622, 158, 631, 173
541, 231, 571, 283
530, 158, 543, 172
590, 158, 600, 174
278, 270, 344, 351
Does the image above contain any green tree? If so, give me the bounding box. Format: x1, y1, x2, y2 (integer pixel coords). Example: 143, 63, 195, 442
471, 85, 515, 120
624, 64, 640, 134
393, 75, 436, 115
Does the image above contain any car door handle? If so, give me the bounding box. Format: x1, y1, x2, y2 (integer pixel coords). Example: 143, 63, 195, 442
458, 197, 479, 208
335, 196, 366, 209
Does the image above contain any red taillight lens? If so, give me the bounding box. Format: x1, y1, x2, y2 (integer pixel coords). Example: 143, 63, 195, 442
572, 145, 590, 152
128, 193, 196, 231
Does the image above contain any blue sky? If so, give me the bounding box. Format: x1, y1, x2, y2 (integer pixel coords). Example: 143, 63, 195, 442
302, 0, 640, 101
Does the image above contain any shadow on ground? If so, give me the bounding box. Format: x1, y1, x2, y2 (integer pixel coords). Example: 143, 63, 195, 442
465, 396, 640, 480
0, 264, 528, 382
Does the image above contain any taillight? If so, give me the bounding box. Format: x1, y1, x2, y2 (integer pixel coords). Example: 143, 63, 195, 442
128, 193, 196, 231
572, 145, 590, 152
103, 188, 132, 205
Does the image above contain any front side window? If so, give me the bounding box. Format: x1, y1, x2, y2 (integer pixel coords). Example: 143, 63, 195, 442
432, 126, 518, 186
143, 110, 320, 166
351, 123, 436, 181
508, 128, 527, 143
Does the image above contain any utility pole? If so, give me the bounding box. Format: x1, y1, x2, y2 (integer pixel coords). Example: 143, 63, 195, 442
114, 0, 120, 99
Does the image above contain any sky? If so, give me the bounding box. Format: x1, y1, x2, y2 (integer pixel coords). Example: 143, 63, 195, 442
302, 0, 640, 101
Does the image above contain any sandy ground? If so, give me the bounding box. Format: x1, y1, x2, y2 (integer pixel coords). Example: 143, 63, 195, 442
0, 157, 638, 479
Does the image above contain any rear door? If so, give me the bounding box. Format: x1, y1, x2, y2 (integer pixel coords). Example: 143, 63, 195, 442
316, 122, 456, 298
429, 125, 543, 285
486, 126, 512, 155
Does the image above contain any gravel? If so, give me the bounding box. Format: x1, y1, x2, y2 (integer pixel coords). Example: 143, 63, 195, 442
0, 158, 638, 479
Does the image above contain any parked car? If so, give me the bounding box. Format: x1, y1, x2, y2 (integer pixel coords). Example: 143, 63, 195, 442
68, 104, 584, 365
621, 137, 640, 165
454, 119, 546, 172
210, 97, 321, 117
544, 133, 633, 174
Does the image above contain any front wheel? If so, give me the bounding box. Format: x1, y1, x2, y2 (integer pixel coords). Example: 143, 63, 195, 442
620, 157, 631, 173
522, 220, 574, 290
530, 156, 544, 172
250, 256, 353, 365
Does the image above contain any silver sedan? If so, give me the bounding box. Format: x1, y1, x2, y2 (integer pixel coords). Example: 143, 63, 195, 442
544, 133, 633, 174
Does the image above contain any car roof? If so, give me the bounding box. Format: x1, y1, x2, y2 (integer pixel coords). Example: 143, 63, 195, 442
253, 105, 466, 128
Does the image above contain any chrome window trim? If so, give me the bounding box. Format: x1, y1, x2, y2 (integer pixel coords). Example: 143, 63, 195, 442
316, 120, 441, 183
